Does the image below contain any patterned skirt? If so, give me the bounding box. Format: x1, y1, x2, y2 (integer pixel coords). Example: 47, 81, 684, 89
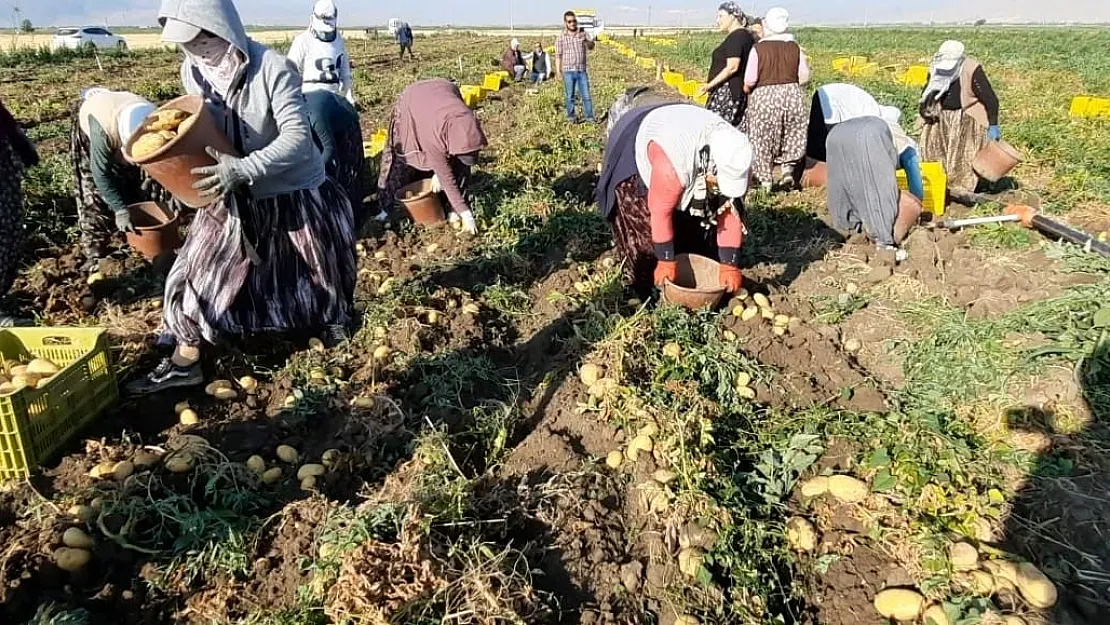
0, 135, 24, 296
161, 180, 357, 346
706, 85, 746, 128
331, 121, 368, 224
920, 109, 986, 192
611, 176, 716, 297
746, 83, 808, 183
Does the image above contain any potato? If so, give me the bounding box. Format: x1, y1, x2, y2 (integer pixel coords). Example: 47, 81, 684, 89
131, 132, 167, 158
86, 271, 104, 285
134, 450, 161, 468
799, 476, 830, 498
322, 449, 341, 468
89, 461, 115, 479
308, 338, 326, 353
261, 467, 283, 484
462, 302, 481, 315
426, 310, 441, 325
165, 453, 195, 473
246, 455, 266, 475
0, 382, 15, 395
785, 517, 818, 552
111, 461, 134, 481
309, 368, 327, 381
53, 547, 91, 572
297, 464, 327, 480
373, 346, 391, 360
300, 476, 317, 491
722, 329, 737, 342
982, 559, 1019, 585
238, 376, 259, 392
922, 604, 949, 625
177, 114, 197, 134
844, 338, 862, 353
736, 288, 749, 301
677, 547, 705, 578
276, 445, 299, 464
1002, 617, 1025, 625
732, 305, 746, 317
63, 527, 94, 549
212, 387, 238, 401
753, 293, 771, 309
605, 451, 623, 469
579, 363, 604, 387
69, 505, 96, 524
638, 423, 659, 438
761, 308, 775, 320
827, 475, 869, 503
735, 372, 752, 388
351, 395, 376, 409
966, 570, 995, 595
179, 408, 199, 425
204, 380, 233, 396
741, 306, 759, 321
773, 314, 790, 327
950, 542, 979, 571
12, 373, 41, 389
174, 401, 191, 415
27, 358, 60, 376
873, 588, 924, 621
674, 616, 699, 625
1016, 562, 1057, 608
629, 435, 653, 454
736, 386, 757, 400
772, 326, 787, 337
662, 343, 682, 359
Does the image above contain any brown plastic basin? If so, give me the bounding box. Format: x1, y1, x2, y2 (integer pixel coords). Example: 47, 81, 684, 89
125, 201, 181, 260
972, 139, 1023, 183
396, 178, 446, 225
801, 159, 828, 188
662, 254, 727, 310
124, 95, 238, 209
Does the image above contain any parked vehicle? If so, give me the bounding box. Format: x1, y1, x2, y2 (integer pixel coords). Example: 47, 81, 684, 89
51, 27, 128, 51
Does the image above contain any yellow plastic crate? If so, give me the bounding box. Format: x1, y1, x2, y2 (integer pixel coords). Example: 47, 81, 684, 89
897, 161, 948, 216
899, 65, 929, 87
483, 74, 504, 91
679, 80, 699, 97
1069, 96, 1092, 117
663, 71, 684, 87
693, 93, 709, 106
0, 328, 118, 480
460, 85, 483, 106
850, 55, 869, 68
494, 70, 510, 80
851, 62, 880, 77
832, 57, 852, 72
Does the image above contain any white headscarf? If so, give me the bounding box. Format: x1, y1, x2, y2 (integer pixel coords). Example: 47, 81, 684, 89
921, 40, 966, 103
761, 8, 794, 42
510, 38, 519, 50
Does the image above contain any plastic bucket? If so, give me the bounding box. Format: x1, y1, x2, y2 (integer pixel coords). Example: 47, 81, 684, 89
396, 178, 446, 225
972, 139, 1023, 183
125, 201, 181, 260
662, 254, 727, 310
124, 95, 238, 209
800, 159, 827, 189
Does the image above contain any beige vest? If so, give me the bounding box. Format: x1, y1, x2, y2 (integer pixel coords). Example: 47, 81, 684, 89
959, 59, 990, 128
78, 91, 148, 152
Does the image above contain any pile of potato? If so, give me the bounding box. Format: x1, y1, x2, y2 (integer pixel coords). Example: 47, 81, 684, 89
245, 444, 341, 491
731, 290, 799, 337
130, 108, 195, 158
0, 357, 61, 394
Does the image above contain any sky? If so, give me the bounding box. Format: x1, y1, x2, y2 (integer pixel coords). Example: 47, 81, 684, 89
8, 0, 1110, 29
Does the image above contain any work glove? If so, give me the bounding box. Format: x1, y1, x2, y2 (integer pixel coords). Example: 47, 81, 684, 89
429, 174, 442, 194
718, 265, 743, 293
457, 209, 478, 234
653, 259, 678, 286
191, 147, 251, 200
987, 125, 1002, 141
114, 209, 136, 233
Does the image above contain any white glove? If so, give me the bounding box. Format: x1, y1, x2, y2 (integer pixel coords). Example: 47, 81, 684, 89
430, 174, 442, 193
345, 88, 357, 107
458, 209, 478, 234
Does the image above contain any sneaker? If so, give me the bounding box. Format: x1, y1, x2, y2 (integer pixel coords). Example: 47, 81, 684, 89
322, 324, 350, 348
126, 358, 204, 396
0, 315, 33, 328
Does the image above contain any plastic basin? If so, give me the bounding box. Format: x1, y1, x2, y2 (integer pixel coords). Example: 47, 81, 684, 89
396, 178, 446, 226
125, 201, 181, 260
662, 254, 727, 310
972, 139, 1023, 183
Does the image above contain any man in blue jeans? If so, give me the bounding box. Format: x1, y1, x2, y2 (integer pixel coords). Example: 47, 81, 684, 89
555, 11, 595, 123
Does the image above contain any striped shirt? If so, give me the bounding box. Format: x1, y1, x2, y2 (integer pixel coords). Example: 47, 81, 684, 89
555, 30, 590, 72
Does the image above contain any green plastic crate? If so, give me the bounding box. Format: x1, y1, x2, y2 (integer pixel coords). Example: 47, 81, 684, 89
0, 328, 118, 481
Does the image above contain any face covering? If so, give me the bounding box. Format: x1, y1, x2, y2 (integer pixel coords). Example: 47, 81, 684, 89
184, 32, 243, 96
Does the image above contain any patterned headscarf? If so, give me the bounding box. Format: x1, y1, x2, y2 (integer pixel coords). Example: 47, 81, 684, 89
718, 2, 744, 21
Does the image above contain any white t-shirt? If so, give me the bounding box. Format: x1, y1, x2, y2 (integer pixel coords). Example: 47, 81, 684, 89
287, 30, 354, 104
817, 83, 881, 125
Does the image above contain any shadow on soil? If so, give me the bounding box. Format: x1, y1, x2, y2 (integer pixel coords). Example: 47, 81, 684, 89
1003, 339, 1110, 624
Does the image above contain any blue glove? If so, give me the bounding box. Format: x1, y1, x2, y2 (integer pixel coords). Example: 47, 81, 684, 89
987, 125, 1001, 141
899, 147, 925, 202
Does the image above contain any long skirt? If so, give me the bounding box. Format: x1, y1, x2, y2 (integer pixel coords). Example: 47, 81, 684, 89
706, 85, 746, 128
611, 176, 716, 298
746, 83, 807, 183
0, 135, 24, 296
331, 122, 367, 224
161, 180, 356, 346
70, 111, 142, 264
921, 109, 986, 192
805, 91, 830, 162
826, 117, 899, 247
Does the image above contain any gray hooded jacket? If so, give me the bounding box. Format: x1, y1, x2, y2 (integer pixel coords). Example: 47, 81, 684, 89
158, 0, 326, 199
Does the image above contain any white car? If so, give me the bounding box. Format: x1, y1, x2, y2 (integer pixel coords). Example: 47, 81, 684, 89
52, 27, 128, 51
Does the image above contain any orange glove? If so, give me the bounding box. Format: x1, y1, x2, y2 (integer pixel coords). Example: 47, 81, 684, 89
654, 259, 679, 286
719, 265, 743, 292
